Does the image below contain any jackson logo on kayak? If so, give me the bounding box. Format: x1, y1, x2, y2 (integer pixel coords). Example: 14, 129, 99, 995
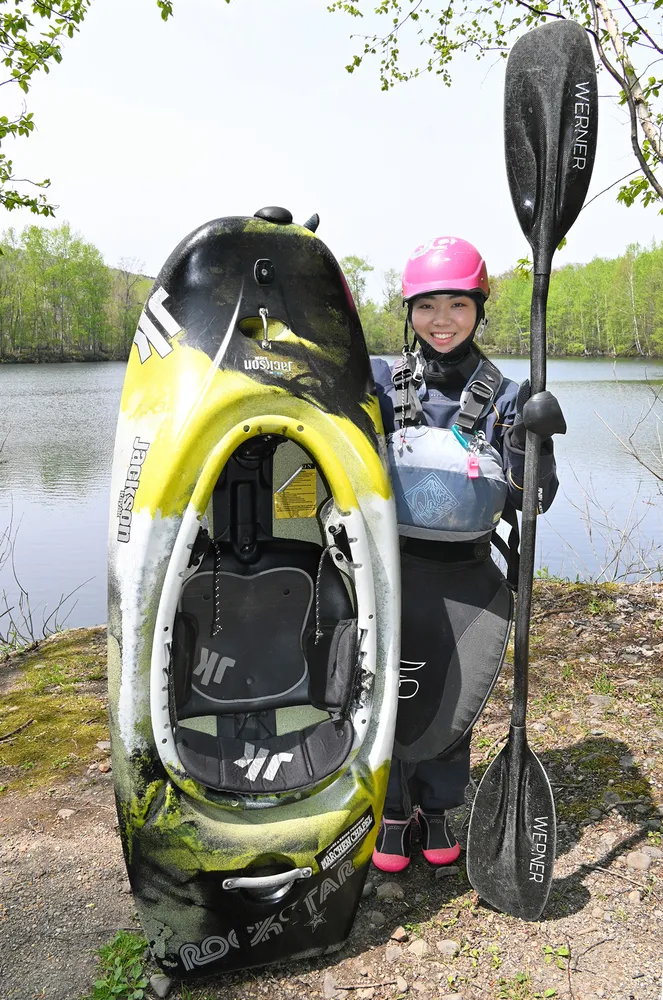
133, 286, 182, 364
234, 742, 293, 782
116, 437, 150, 543
572, 82, 593, 171
529, 815, 550, 883
244, 357, 294, 373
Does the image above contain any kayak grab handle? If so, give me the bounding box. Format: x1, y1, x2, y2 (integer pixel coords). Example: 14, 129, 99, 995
222, 867, 313, 891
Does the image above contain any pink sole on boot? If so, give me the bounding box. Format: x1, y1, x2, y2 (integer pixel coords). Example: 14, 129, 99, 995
371, 850, 411, 873
421, 841, 461, 866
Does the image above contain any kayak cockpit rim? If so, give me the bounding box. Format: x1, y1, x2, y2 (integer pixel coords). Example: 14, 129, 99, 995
150, 416, 379, 807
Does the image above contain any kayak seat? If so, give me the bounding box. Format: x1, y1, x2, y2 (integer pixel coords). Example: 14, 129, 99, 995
175, 717, 354, 794
171, 538, 359, 793
172, 538, 357, 719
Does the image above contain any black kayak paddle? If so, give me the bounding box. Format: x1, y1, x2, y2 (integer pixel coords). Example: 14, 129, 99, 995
466, 19, 598, 921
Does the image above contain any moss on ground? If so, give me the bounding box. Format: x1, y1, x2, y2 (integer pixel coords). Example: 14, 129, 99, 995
0, 626, 108, 794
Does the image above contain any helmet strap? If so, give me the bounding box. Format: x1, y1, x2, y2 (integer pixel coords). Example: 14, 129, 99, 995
402, 316, 411, 354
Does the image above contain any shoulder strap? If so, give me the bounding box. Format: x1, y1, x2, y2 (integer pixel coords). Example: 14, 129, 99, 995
392, 351, 425, 429
456, 358, 503, 434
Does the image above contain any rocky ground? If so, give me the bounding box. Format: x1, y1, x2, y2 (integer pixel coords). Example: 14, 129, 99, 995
1, 582, 662, 1000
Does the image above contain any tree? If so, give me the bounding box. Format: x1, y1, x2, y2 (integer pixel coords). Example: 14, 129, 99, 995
341, 254, 374, 308
329, 1, 663, 214
0, 1, 173, 217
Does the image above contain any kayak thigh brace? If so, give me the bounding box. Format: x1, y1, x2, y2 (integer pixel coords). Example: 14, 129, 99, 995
393, 553, 513, 762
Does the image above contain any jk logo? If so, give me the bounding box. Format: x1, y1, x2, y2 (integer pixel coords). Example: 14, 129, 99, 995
234, 742, 294, 782
193, 648, 236, 687
399, 660, 425, 700
133, 286, 182, 363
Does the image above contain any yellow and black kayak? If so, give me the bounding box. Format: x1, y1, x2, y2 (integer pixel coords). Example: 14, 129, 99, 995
107, 207, 400, 978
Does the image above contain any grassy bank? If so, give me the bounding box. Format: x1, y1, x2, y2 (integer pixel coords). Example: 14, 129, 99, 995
1, 582, 661, 801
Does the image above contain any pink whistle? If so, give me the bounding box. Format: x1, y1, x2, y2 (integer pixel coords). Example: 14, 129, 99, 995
468, 454, 479, 479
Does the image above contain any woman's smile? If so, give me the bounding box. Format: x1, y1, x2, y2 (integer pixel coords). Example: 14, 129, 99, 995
411, 293, 477, 353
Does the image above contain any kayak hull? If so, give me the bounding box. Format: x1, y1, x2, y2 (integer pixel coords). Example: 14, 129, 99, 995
107, 214, 400, 977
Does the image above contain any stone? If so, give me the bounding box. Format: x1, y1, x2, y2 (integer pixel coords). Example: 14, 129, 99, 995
57, 808, 74, 820
98, 759, 112, 773
368, 911, 386, 927
435, 865, 460, 879
95, 740, 111, 751
588, 695, 612, 710
408, 939, 429, 958
436, 939, 460, 958
589, 808, 603, 820
600, 832, 618, 848
395, 976, 408, 993
149, 974, 172, 999
356, 990, 375, 1000
377, 882, 405, 902
439, 995, 465, 1000
590, 729, 604, 736
628, 889, 643, 903
591, 906, 605, 920
603, 791, 621, 806
626, 851, 652, 871
323, 972, 338, 999
362, 881, 374, 899
634, 803, 649, 814
642, 845, 663, 858
532, 722, 547, 732
391, 926, 409, 942
385, 945, 403, 964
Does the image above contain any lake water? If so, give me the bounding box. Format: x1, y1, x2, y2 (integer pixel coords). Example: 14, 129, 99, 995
0, 357, 662, 631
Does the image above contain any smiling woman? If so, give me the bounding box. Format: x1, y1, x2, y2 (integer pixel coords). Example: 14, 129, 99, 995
410, 294, 477, 353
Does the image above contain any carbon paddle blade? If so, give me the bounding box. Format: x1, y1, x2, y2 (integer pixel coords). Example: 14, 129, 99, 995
504, 20, 598, 271
466, 725, 556, 921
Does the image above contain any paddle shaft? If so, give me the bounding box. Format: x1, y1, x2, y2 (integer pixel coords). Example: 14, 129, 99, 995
512, 270, 550, 729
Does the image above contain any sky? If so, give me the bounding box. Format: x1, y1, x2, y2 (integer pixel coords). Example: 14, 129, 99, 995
1, 0, 660, 300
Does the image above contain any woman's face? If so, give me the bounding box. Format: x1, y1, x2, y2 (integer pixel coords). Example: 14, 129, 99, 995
411, 293, 477, 354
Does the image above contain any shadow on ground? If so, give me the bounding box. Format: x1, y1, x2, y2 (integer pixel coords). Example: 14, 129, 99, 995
181, 733, 659, 995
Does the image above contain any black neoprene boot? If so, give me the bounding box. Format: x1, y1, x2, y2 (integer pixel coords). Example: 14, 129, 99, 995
416, 809, 460, 865
372, 816, 413, 873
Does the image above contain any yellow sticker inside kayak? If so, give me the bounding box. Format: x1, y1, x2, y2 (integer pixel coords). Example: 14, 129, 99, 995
274, 464, 317, 519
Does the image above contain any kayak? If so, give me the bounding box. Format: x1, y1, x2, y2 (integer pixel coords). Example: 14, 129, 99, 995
107, 207, 400, 977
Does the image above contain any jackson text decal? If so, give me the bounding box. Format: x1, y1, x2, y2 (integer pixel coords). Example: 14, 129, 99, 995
116, 437, 150, 543
244, 357, 294, 373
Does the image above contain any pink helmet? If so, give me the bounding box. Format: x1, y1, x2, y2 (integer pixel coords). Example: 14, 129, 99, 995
402, 237, 490, 302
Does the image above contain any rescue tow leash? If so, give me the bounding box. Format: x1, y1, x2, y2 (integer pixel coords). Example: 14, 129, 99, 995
466, 19, 598, 921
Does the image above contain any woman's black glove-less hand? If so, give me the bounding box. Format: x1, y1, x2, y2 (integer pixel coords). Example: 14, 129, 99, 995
507, 380, 567, 451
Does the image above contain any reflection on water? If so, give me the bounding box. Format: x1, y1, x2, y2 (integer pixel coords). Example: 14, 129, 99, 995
0, 358, 661, 629
0, 363, 125, 499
